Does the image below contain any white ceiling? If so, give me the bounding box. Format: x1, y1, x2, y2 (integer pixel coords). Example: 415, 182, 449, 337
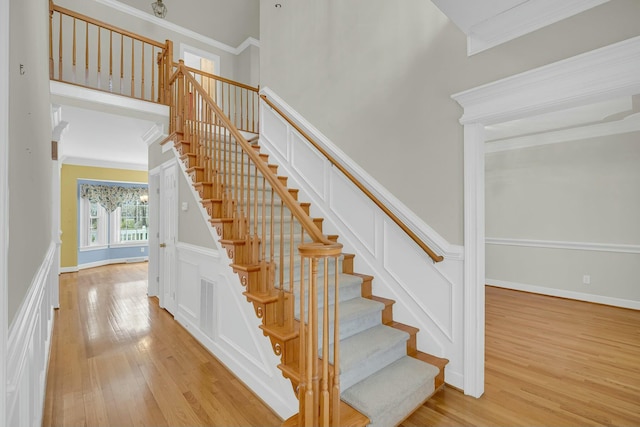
57, 105, 155, 170
431, 0, 610, 54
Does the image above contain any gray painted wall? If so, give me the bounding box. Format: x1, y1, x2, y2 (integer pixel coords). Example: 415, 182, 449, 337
55, 0, 253, 83
259, 0, 640, 245
486, 133, 640, 302
8, 0, 54, 324
118, 0, 259, 48
148, 141, 216, 250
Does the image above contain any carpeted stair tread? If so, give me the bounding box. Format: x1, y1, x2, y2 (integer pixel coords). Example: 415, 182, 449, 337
341, 355, 439, 427
332, 324, 410, 391
306, 297, 384, 343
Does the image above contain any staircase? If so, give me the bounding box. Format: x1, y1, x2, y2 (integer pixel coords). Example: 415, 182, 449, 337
47, 5, 449, 425
165, 62, 448, 427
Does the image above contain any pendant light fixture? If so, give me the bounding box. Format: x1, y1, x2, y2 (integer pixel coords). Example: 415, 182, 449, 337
151, 0, 167, 18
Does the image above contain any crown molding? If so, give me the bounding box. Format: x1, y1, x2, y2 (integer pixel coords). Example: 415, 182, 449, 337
142, 122, 166, 147
486, 112, 640, 153
61, 156, 147, 171
453, 35, 640, 126
93, 0, 259, 55
467, 0, 608, 55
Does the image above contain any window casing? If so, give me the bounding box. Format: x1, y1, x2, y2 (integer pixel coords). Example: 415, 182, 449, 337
80, 198, 108, 249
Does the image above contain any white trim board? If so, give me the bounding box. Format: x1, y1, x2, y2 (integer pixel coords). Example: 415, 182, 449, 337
466, 0, 608, 55
78, 257, 148, 271
451, 35, 640, 399
259, 87, 463, 261
485, 112, 640, 153
487, 279, 640, 311
93, 0, 259, 56
1, 0, 9, 421
486, 238, 640, 254
62, 156, 147, 171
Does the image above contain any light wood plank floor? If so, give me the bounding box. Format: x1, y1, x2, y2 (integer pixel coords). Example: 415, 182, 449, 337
401, 286, 640, 427
43, 265, 640, 426
42, 263, 282, 427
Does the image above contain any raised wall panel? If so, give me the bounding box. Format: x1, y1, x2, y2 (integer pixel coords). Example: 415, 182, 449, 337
261, 104, 289, 159
291, 132, 326, 199
177, 259, 200, 321
200, 278, 215, 339
329, 169, 376, 255
384, 221, 453, 339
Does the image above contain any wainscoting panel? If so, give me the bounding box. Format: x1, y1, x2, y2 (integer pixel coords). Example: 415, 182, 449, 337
291, 131, 327, 200
6, 242, 58, 427
259, 89, 466, 390
173, 241, 297, 418
329, 170, 377, 256
261, 105, 289, 159
384, 220, 453, 340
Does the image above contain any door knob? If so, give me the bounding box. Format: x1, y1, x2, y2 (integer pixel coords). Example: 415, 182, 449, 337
160, 243, 166, 248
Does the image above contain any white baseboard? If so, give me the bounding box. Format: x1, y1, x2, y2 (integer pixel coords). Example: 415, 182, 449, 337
78, 257, 148, 271
487, 279, 640, 310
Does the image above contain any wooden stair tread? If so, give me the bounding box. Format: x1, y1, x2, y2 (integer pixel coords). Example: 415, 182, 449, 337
387, 320, 419, 335
260, 322, 299, 341
282, 401, 369, 427
242, 288, 282, 304
368, 295, 394, 307
413, 350, 449, 369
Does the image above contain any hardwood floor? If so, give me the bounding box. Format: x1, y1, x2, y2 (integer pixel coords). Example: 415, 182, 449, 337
42, 263, 282, 427
401, 286, 640, 427
43, 265, 640, 426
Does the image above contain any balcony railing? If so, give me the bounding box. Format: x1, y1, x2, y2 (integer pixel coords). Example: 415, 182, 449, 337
49, 0, 172, 104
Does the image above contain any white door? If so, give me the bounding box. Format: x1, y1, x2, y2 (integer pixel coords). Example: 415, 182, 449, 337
147, 171, 160, 297
159, 161, 178, 315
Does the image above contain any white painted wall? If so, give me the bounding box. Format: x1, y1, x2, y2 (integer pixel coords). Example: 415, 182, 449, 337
486, 132, 640, 307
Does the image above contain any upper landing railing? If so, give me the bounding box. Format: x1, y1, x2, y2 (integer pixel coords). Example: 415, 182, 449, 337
49, 1, 172, 104
49, 1, 260, 133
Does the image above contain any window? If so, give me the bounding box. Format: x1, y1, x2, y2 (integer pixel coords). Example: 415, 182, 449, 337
79, 182, 148, 250
80, 198, 108, 249
110, 199, 149, 245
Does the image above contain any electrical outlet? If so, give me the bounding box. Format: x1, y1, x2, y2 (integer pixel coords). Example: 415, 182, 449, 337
141, 247, 145, 253
583, 275, 591, 285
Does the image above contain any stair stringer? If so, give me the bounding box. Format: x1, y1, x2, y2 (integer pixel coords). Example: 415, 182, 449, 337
161, 142, 299, 419
258, 91, 467, 389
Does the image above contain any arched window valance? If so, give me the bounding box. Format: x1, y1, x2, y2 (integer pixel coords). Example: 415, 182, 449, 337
80, 184, 148, 212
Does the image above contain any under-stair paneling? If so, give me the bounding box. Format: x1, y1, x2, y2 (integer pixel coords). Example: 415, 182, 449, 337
170, 224, 297, 418
259, 90, 466, 389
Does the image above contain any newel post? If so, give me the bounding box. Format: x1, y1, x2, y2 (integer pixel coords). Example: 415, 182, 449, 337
298, 242, 343, 427
175, 60, 185, 135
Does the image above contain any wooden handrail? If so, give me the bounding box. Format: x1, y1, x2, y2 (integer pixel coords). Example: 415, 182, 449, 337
183, 64, 259, 92
174, 63, 332, 245
260, 94, 445, 263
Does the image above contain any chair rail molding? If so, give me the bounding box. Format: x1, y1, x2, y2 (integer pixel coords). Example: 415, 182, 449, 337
486, 237, 640, 254
452, 35, 640, 399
